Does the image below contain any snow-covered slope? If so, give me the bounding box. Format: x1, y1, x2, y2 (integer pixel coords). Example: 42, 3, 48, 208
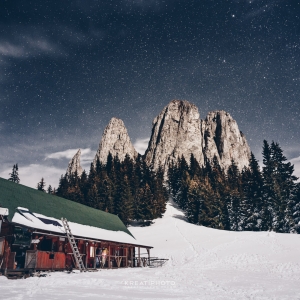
1, 201, 300, 300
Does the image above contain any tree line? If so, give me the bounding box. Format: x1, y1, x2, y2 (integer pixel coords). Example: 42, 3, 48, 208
56, 153, 168, 225
8, 140, 300, 232
7, 154, 169, 226
168, 140, 300, 233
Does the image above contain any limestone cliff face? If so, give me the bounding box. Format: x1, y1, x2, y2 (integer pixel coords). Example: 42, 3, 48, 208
201, 111, 251, 171
144, 100, 204, 170
66, 149, 83, 177
68, 101, 251, 176
94, 117, 138, 164
145, 100, 251, 172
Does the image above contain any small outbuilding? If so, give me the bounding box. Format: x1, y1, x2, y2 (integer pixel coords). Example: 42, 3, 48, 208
0, 178, 152, 276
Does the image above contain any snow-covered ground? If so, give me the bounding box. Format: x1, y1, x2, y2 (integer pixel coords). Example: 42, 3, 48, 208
1, 200, 300, 300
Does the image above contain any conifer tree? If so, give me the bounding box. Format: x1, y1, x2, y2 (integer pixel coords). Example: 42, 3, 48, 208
241, 153, 265, 231
186, 178, 201, 224
133, 187, 145, 222
226, 160, 244, 230
271, 141, 298, 232
47, 185, 53, 194
37, 177, 46, 192
152, 166, 168, 218
190, 154, 201, 178
291, 184, 300, 233
114, 175, 133, 225
8, 164, 20, 183
262, 140, 275, 230
106, 152, 114, 176
56, 174, 69, 198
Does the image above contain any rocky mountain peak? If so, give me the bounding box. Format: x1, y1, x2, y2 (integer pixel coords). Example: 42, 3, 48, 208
201, 110, 251, 171
145, 100, 204, 171
94, 117, 138, 164
66, 149, 83, 177
145, 100, 251, 173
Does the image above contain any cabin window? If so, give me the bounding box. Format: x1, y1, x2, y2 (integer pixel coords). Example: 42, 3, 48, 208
39, 237, 52, 251
13, 226, 31, 247
90, 246, 95, 258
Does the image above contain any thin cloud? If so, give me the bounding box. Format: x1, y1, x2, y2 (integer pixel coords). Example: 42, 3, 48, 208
120, 0, 170, 11
0, 42, 24, 58
243, 1, 277, 20
45, 148, 95, 172
45, 148, 93, 160
0, 164, 65, 189
0, 34, 63, 60
26, 37, 61, 54
134, 138, 149, 155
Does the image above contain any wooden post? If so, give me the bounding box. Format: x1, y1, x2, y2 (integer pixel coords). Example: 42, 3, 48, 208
131, 247, 133, 268
147, 248, 150, 267
138, 247, 141, 267
93, 244, 96, 269
4, 240, 9, 276
85, 242, 88, 269
125, 247, 128, 267
108, 244, 111, 269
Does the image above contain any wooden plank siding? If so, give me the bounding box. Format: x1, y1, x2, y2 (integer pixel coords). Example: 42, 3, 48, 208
0, 216, 153, 273
35, 251, 65, 270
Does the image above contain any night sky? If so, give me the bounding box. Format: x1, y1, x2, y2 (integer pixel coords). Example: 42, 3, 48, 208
0, 0, 299, 188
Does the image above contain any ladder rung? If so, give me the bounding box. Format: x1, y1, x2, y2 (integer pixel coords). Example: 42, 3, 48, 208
61, 217, 86, 271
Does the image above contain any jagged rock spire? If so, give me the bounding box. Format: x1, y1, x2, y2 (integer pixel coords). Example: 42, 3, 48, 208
145, 100, 204, 171
145, 100, 251, 172
94, 117, 138, 165
65, 101, 251, 176
201, 110, 251, 171
66, 149, 83, 177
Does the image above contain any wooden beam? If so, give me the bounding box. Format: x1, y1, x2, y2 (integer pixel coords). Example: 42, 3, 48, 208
138, 247, 140, 267
93, 245, 96, 269
130, 247, 133, 268
85, 242, 88, 268
108, 244, 111, 269
147, 248, 150, 267
4, 239, 10, 276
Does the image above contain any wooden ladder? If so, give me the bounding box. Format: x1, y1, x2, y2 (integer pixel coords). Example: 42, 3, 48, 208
61, 218, 86, 272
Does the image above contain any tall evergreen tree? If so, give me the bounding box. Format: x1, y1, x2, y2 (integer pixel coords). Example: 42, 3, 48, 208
262, 140, 275, 230
8, 164, 20, 183
56, 174, 69, 198
37, 177, 46, 192
114, 175, 133, 225
291, 184, 300, 233
241, 153, 265, 231
271, 141, 298, 232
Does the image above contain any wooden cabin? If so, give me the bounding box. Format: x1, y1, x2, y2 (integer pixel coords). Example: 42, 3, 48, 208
0, 178, 152, 276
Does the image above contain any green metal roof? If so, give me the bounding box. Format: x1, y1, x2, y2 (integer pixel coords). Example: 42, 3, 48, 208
0, 177, 133, 237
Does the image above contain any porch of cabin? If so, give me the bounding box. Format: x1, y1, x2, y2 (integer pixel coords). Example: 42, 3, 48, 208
0, 224, 152, 276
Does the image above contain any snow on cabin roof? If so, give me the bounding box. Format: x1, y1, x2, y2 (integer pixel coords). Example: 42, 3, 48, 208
12, 208, 144, 246
0, 178, 132, 236
0, 178, 153, 247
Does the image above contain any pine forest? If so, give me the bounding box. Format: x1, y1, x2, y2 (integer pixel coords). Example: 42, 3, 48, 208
168, 140, 300, 233
56, 153, 169, 226
54, 140, 300, 233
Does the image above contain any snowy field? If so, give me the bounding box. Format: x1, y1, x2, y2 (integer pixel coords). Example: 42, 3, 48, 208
1, 201, 300, 300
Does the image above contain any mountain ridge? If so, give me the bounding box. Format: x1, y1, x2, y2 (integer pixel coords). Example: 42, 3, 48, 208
67, 100, 251, 175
